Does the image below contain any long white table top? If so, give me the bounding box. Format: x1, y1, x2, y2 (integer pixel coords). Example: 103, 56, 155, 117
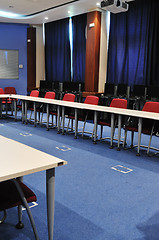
0, 94, 11, 98
0, 135, 67, 182
8, 94, 159, 121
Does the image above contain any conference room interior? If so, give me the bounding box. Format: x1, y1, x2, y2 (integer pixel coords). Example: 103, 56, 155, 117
1, 0, 159, 239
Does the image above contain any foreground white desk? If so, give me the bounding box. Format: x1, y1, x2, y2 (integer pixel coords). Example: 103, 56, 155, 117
0, 135, 67, 240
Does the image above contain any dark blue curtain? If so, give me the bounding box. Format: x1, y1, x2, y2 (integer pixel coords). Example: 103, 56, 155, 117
45, 18, 71, 82
107, 0, 159, 87
72, 13, 87, 82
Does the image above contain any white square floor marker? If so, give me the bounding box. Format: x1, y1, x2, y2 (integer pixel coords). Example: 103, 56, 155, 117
19, 132, 32, 137
22, 202, 38, 211
111, 165, 133, 174
56, 146, 71, 151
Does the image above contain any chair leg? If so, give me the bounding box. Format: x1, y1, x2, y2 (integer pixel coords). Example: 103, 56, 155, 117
52, 115, 54, 126
11, 101, 14, 115
131, 131, 134, 148
147, 124, 155, 155
82, 114, 88, 137
40, 112, 43, 125
123, 129, 127, 148
71, 119, 73, 131
16, 205, 24, 229
29, 111, 32, 122
100, 125, 103, 140
55, 115, 57, 127
38, 111, 40, 123
67, 119, 70, 132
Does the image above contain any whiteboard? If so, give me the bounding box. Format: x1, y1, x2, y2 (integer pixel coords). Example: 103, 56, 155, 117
0, 49, 19, 79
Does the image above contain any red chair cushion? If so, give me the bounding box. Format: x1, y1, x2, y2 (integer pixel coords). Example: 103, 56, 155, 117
84, 96, 99, 105
0, 180, 37, 211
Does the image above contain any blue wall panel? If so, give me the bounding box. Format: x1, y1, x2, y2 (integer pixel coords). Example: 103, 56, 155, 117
0, 23, 28, 95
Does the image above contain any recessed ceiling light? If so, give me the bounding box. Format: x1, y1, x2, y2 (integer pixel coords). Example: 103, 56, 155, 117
45, 17, 48, 20
96, 2, 100, 6
68, 11, 71, 14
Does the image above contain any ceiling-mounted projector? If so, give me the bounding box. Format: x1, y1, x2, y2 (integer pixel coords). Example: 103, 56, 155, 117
101, 0, 129, 13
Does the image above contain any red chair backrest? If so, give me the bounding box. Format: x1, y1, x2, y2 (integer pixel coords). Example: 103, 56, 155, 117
4, 87, 16, 94
84, 96, 99, 105
44, 92, 56, 99
0, 88, 4, 94
142, 101, 159, 113
30, 90, 39, 97
110, 98, 127, 109
63, 93, 75, 102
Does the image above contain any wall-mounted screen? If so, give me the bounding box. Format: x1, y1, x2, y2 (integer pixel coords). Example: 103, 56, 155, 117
0, 49, 19, 79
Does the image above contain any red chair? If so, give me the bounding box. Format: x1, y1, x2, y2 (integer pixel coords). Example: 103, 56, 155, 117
4, 86, 16, 96
4, 86, 16, 103
38, 91, 56, 125
0, 88, 6, 104
67, 95, 99, 138
29, 90, 39, 98
98, 98, 127, 149
0, 88, 6, 117
81, 96, 99, 137
0, 179, 38, 238
28, 90, 39, 122
49, 93, 75, 131
17, 90, 39, 122
4, 87, 17, 114
123, 101, 159, 156
0, 88, 4, 95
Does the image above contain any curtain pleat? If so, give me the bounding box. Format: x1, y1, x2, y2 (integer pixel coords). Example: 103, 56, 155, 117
107, 0, 159, 87
45, 18, 71, 82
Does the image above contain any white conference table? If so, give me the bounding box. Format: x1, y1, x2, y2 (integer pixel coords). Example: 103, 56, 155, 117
2, 94, 159, 153
0, 94, 12, 117
0, 135, 67, 240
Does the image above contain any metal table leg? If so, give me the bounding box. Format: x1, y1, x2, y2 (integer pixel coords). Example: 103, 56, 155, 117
74, 108, 78, 139
46, 168, 55, 240
93, 111, 97, 144
22, 100, 25, 123
62, 107, 65, 135
117, 114, 122, 151
25, 101, 28, 124
34, 102, 37, 127
110, 113, 115, 149
137, 117, 142, 156
57, 106, 60, 134
14, 99, 17, 121
0, 99, 2, 118
46, 104, 49, 130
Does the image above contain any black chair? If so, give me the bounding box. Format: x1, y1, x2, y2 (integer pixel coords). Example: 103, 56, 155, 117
146, 85, 159, 101
52, 81, 60, 99
129, 85, 146, 110
116, 84, 129, 98
39, 80, 52, 98
99, 83, 116, 106
104, 83, 116, 97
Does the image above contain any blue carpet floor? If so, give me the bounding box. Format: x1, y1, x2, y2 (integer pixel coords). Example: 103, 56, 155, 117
1, 113, 159, 240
